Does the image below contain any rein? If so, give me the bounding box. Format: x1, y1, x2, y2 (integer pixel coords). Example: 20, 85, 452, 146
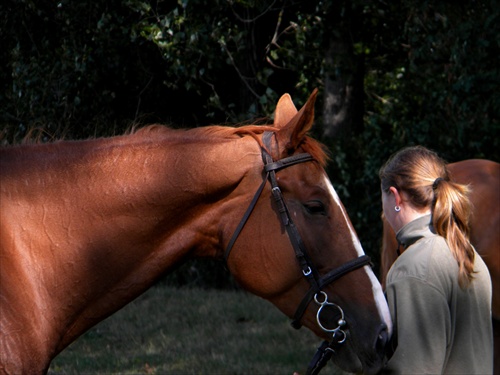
224, 132, 371, 375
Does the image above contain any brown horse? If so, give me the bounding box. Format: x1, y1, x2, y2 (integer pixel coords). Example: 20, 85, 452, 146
380, 159, 500, 373
0, 90, 391, 375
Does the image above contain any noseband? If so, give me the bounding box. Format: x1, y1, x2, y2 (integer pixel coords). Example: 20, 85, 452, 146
224, 132, 371, 375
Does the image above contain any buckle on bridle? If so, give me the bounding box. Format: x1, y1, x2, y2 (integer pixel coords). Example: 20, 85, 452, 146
303, 266, 312, 276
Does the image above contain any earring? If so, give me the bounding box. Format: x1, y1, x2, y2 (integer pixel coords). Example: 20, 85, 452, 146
394, 205, 401, 212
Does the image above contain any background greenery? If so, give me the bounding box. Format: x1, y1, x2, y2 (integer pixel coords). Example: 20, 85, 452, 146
2, 0, 499, 281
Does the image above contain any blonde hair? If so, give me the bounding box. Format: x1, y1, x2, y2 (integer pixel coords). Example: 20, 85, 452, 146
379, 146, 475, 288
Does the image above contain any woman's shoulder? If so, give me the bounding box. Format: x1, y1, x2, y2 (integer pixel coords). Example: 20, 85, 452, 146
387, 234, 457, 287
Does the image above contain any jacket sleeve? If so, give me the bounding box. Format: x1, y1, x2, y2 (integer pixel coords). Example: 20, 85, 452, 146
382, 276, 451, 374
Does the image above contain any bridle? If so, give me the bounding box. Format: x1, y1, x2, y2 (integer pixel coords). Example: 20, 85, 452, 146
224, 132, 371, 375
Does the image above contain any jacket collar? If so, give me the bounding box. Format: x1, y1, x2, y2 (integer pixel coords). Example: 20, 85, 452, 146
396, 214, 434, 251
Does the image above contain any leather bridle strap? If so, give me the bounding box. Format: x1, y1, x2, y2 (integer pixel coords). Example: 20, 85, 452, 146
224, 175, 268, 261
262, 149, 321, 289
291, 254, 372, 329
224, 149, 315, 262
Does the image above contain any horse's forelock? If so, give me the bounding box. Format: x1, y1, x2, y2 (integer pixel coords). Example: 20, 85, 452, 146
302, 137, 330, 168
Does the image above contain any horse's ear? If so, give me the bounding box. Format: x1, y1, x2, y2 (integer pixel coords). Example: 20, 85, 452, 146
274, 93, 298, 129
274, 88, 318, 156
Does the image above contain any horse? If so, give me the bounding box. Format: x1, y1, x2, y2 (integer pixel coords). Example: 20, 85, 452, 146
0, 90, 392, 375
380, 159, 500, 374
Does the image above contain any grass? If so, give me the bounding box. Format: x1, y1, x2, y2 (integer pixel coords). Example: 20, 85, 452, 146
48, 285, 347, 375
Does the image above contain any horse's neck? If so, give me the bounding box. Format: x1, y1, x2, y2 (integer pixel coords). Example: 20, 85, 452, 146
5, 131, 258, 230
1, 129, 261, 353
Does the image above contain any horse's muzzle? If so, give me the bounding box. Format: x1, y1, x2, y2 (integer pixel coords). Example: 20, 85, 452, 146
363, 323, 390, 375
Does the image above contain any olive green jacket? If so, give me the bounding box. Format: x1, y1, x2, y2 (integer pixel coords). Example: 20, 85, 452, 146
382, 215, 493, 374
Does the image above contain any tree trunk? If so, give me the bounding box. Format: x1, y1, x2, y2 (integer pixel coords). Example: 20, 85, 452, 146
322, 2, 364, 140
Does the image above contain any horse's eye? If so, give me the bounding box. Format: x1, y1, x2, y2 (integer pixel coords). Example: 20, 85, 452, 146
304, 200, 326, 215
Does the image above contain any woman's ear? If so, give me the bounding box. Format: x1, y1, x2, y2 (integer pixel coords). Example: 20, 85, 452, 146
389, 186, 402, 207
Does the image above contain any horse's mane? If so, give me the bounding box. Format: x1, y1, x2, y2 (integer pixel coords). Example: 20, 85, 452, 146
4, 123, 329, 167
132, 124, 329, 167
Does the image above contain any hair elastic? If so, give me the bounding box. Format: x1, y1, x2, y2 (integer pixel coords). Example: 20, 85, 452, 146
432, 177, 445, 190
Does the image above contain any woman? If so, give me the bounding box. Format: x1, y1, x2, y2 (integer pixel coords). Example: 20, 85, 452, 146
380, 146, 493, 374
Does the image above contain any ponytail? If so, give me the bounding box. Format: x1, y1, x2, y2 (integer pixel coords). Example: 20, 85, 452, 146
432, 178, 475, 288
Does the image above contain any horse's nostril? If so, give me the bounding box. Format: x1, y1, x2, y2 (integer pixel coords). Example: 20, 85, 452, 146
376, 325, 389, 356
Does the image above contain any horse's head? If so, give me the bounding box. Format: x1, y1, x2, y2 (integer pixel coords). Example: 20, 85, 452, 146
225, 90, 392, 374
